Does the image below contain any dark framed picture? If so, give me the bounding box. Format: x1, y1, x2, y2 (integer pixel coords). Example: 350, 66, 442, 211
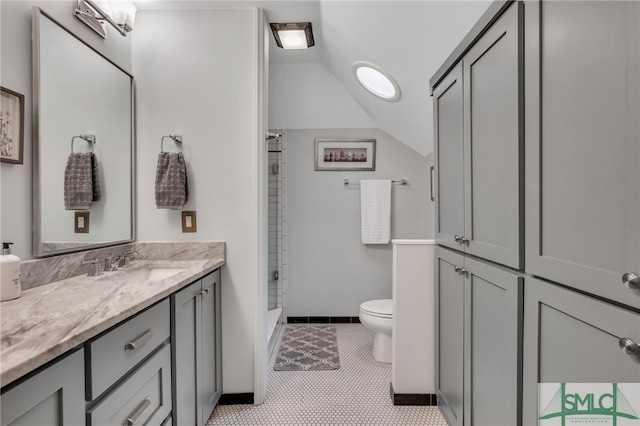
314, 139, 376, 171
0, 87, 25, 164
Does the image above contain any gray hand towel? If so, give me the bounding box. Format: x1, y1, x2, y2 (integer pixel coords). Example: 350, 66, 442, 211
64, 152, 100, 210
155, 152, 188, 210
91, 153, 101, 202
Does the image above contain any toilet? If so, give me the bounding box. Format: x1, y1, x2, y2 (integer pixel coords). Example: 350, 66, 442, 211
359, 299, 393, 363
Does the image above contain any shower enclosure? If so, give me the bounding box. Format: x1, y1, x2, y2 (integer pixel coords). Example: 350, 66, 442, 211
267, 131, 286, 354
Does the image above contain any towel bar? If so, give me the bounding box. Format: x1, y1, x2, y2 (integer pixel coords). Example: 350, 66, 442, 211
160, 134, 183, 152
71, 135, 96, 153
343, 179, 407, 186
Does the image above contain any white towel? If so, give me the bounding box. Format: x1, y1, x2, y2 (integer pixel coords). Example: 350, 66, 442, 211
360, 179, 391, 244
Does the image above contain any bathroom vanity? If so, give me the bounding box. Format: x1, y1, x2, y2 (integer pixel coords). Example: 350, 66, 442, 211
0, 243, 225, 426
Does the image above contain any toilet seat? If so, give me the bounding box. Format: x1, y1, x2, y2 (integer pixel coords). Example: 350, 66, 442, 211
360, 299, 392, 319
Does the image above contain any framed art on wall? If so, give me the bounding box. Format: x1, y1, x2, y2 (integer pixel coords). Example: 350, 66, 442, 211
314, 139, 376, 171
0, 86, 25, 164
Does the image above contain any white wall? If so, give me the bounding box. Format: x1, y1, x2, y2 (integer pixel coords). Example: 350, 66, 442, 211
133, 9, 262, 394
269, 62, 375, 131
286, 128, 433, 316
0, 0, 132, 260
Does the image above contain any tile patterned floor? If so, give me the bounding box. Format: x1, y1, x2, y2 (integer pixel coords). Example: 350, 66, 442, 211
206, 324, 447, 425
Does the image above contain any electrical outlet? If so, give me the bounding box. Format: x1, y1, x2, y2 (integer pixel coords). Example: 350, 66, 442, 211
182, 211, 197, 233
75, 212, 90, 233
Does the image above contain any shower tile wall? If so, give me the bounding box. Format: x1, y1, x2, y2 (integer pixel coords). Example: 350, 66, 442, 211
268, 133, 287, 318
281, 132, 288, 321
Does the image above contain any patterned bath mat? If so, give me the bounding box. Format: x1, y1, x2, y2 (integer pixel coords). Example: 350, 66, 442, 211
273, 325, 341, 371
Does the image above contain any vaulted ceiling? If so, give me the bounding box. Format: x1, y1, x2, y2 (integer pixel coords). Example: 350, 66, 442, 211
133, 1, 491, 156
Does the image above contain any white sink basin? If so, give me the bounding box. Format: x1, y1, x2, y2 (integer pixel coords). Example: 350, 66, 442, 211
119, 267, 187, 282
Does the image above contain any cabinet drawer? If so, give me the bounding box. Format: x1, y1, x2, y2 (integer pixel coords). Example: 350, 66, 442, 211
87, 299, 170, 399
87, 343, 172, 426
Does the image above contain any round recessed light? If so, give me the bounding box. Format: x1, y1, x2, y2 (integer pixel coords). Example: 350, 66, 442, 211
352, 62, 400, 101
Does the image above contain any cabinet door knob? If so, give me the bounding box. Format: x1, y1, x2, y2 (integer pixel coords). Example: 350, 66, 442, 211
622, 272, 640, 289
454, 265, 461, 272
619, 337, 640, 355
454, 235, 462, 243
459, 267, 469, 275
460, 237, 469, 244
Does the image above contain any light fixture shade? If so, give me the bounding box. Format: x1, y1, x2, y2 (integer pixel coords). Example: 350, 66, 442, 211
110, 0, 137, 31
74, 0, 135, 38
270, 22, 315, 49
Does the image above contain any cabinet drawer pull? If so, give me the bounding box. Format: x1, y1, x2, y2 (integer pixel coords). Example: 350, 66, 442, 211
619, 337, 640, 355
125, 329, 153, 352
124, 396, 151, 425
622, 272, 639, 289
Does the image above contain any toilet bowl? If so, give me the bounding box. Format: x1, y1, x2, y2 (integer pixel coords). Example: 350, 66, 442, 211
359, 299, 393, 363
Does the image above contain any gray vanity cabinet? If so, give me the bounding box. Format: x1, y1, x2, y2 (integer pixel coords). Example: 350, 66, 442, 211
85, 300, 172, 426
522, 277, 640, 425
87, 344, 172, 426
461, 2, 522, 270
434, 62, 464, 252
86, 299, 170, 400
201, 271, 223, 419
463, 256, 522, 426
172, 269, 222, 426
524, 0, 640, 309
0, 349, 84, 426
435, 247, 465, 426
436, 247, 523, 426
434, 2, 522, 270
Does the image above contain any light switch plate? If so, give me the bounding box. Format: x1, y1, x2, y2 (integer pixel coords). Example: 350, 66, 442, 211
182, 211, 197, 233
75, 212, 90, 233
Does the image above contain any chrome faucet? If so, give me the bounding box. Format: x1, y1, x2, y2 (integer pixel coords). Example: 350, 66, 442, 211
103, 254, 114, 272
112, 249, 139, 269
82, 258, 103, 276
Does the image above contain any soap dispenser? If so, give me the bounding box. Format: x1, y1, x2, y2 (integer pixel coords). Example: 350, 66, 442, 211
1, 242, 21, 301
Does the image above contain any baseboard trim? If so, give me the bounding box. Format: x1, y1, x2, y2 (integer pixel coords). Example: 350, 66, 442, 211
390, 383, 438, 406
218, 392, 254, 405
287, 316, 361, 324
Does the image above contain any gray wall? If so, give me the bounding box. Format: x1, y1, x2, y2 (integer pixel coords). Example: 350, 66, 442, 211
0, 0, 132, 260
286, 128, 434, 317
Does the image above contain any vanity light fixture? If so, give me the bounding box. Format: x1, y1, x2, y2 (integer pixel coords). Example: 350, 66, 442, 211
270, 22, 315, 49
352, 62, 401, 101
74, 0, 136, 39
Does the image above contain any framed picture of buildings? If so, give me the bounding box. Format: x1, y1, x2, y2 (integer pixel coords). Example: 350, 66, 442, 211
1, 86, 25, 164
314, 139, 376, 171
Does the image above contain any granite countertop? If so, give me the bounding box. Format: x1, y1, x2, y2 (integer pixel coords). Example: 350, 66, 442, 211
0, 255, 225, 388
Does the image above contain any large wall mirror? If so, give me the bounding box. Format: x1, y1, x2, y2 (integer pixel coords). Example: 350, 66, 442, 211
33, 7, 134, 257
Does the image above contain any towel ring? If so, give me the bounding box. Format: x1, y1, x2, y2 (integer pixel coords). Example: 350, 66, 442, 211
71, 135, 96, 153
160, 134, 183, 152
